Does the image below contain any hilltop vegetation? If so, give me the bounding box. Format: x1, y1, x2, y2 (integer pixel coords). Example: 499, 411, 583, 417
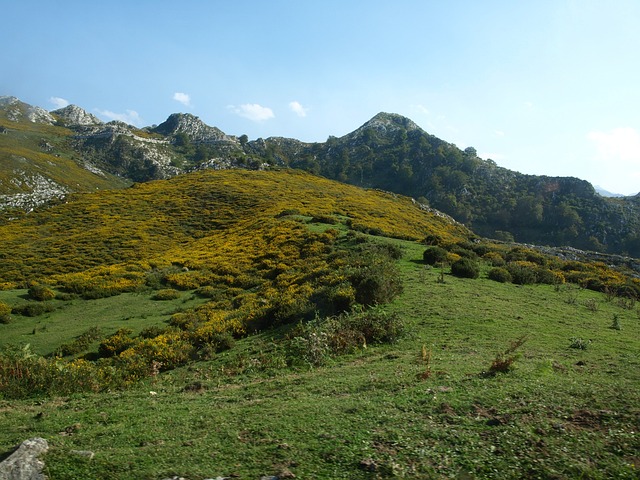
249, 113, 640, 257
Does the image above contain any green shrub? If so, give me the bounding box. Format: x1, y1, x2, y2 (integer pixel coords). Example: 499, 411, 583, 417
0, 301, 11, 324
569, 337, 589, 350
195, 286, 226, 300
286, 308, 404, 367
488, 267, 512, 283
342, 308, 404, 345
451, 258, 480, 279
138, 325, 168, 339
12, 302, 55, 317
610, 314, 621, 330
28, 284, 56, 301
483, 251, 506, 267
536, 267, 563, 285
53, 327, 103, 357
507, 262, 538, 285
423, 246, 448, 265
310, 214, 339, 224
310, 283, 356, 316
449, 245, 478, 259
422, 234, 442, 246
98, 328, 136, 358
370, 242, 404, 260
152, 288, 181, 301
348, 254, 403, 306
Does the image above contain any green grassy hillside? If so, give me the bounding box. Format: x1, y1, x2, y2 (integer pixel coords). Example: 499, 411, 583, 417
0, 168, 638, 478
1, 239, 638, 479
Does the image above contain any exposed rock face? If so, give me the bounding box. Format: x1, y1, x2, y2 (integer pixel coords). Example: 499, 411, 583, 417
52, 104, 103, 126
25, 106, 55, 125
0, 170, 68, 211
0, 95, 19, 107
0, 97, 55, 125
153, 113, 237, 144
352, 112, 422, 138
0, 437, 49, 480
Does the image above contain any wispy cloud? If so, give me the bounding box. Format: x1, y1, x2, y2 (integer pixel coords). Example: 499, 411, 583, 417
173, 92, 192, 107
49, 96, 69, 109
587, 127, 640, 195
410, 104, 430, 115
588, 127, 640, 163
228, 103, 275, 122
95, 109, 142, 126
494, 130, 505, 137
289, 101, 308, 117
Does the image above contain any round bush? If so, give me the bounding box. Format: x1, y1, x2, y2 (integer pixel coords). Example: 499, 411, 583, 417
152, 289, 182, 301
28, 284, 56, 301
488, 267, 512, 283
451, 258, 480, 279
507, 262, 538, 285
482, 251, 506, 267
0, 301, 12, 324
423, 246, 448, 265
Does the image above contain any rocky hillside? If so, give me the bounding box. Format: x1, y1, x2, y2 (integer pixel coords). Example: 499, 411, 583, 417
2, 96, 640, 257
248, 113, 640, 257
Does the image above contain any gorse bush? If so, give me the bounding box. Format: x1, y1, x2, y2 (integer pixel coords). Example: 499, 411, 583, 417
483, 251, 506, 267
287, 308, 404, 367
12, 302, 56, 317
451, 258, 480, 279
423, 246, 448, 265
0, 301, 11, 324
0, 344, 121, 399
488, 267, 512, 283
507, 261, 538, 285
347, 249, 404, 306
152, 288, 181, 300
28, 284, 56, 301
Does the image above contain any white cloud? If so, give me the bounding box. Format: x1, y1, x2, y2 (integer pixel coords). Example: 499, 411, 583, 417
410, 104, 430, 115
587, 127, 640, 195
49, 97, 69, 109
524, 101, 534, 109
289, 101, 308, 117
95, 109, 142, 126
228, 103, 275, 122
587, 127, 640, 163
173, 92, 192, 107
494, 130, 505, 137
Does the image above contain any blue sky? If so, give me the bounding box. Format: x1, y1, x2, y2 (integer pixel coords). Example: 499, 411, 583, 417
2, 1, 640, 195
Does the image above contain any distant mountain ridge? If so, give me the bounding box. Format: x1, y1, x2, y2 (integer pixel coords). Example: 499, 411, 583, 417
1, 96, 640, 256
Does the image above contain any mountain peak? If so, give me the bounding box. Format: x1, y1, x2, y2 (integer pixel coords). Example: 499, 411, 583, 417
152, 113, 235, 144
0, 96, 55, 125
52, 104, 103, 126
355, 112, 423, 137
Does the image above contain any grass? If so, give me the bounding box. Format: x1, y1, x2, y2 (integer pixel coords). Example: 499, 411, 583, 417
1, 239, 638, 479
0, 290, 208, 357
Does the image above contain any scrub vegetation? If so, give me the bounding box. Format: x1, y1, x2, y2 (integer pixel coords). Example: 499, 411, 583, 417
0, 168, 638, 479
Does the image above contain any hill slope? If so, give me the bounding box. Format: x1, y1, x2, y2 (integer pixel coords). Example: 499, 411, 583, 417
0, 167, 639, 478
250, 112, 640, 256
3, 96, 640, 256
0, 97, 130, 212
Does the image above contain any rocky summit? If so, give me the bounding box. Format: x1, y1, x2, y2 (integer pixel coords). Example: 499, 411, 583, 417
52, 104, 103, 126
